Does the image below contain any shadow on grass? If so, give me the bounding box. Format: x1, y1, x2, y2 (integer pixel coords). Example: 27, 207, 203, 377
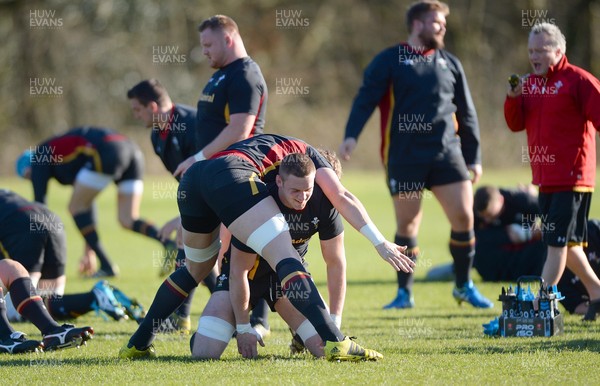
377, 312, 497, 321
457, 338, 600, 354
0, 352, 323, 368
392, 338, 600, 355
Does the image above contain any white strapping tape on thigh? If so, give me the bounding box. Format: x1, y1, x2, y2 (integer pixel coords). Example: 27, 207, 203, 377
75, 168, 113, 191
246, 213, 289, 256
296, 319, 318, 342
184, 238, 221, 263
118, 179, 144, 195
196, 316, 235, 343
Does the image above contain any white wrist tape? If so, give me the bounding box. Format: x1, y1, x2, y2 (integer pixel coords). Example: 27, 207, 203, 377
508, 223, 532, 242
330, 314, 342, 329
296, 320, 318, 342
360, 223, 386, 246
236, 323, 262, 339
194, 150, 206, 162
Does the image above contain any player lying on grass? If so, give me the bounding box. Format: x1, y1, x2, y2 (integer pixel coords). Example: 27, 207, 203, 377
119, 134, 414, 362
0, 189, 143, 324
191, 151, 345, 359
0, 259, 93, 354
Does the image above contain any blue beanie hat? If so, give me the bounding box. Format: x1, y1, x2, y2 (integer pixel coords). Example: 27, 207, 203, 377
15, 150, 32, 178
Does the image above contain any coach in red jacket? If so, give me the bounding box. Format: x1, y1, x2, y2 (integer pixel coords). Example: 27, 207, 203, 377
504, 22, 600, 321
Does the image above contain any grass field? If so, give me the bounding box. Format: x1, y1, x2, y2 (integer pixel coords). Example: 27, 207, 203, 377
2, 168, 600, 384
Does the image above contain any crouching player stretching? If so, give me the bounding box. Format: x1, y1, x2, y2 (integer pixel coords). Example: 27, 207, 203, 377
191, 152, 345, 358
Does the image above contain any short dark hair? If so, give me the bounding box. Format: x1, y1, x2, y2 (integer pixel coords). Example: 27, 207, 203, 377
406, 0, 449, 32
473, 186, 500, 213
198, 15, 239, 33
279, 153, 316, 180
127, 79, 169, 107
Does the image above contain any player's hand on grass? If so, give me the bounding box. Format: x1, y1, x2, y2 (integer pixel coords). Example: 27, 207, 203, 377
375, 241, 414, 273
159, 216, 181, 244
236, 326, 265, 359
173, 156, 196, 178
78, 245, 97, 276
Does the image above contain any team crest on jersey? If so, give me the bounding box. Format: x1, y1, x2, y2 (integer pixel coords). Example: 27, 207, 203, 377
590, 251, 600, 265
214, 74, 226, 86
171, 137, 180, 151
437, 58, 448, 70
217, 273, 227, 286
311, 217, 319, 230
552, 80, 563, 94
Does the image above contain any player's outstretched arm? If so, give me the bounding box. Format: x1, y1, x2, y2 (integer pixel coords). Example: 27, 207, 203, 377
315, 167, 414, 273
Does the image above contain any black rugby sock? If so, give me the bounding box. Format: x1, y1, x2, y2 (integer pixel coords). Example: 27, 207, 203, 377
249, 299, 270, 330
46, 292, 95, 320
450, 230, 475, 288
174, 286, 195, 319
202, 266, 217, 293
276, 258, 343, 342
9, 277, 60, 335
172, 249, 194, 318
132, 219, 167, 246
0, 289, 16, 340
73, 210, 114, 272
129, 267, 198, 350
395, 235, 418, 292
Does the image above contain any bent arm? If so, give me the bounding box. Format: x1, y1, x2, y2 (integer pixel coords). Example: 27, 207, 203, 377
174, 113, 256, 177
504, 95, 526, 132
199, 113, 256, 158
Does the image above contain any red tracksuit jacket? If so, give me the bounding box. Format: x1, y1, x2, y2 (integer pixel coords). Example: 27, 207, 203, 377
504, 55, 600, 190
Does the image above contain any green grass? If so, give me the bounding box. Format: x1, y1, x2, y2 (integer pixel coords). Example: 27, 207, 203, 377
2, 169, 600, 384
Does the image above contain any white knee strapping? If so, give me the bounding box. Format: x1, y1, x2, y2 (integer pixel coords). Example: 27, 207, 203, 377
184, 238, 221, 263
196, 316, 235, 343
75, 169, 112, 191
118, 179, 144, 195
246, 213, 289, 256
296, 319, 318, 342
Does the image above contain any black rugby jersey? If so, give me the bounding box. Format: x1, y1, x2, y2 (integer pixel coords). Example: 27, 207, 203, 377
150, 104, 198, 179
30, 127, 131, 203
474, 189, 540, 231
213, 134, 331, 184
269, 183, 343, 258
344, 43, 480, 168
196, 57, 267, 148
227, 183, 344, 280
0, 189, 49, 225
